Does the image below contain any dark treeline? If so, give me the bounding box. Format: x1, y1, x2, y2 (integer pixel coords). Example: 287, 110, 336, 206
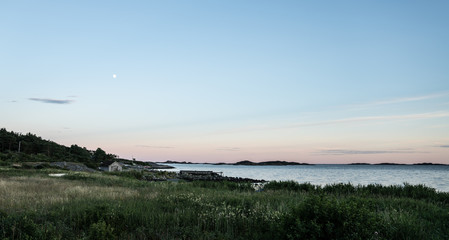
0, 128, 116, 168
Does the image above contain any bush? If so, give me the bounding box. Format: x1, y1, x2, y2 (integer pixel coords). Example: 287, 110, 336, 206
264, 181, 316, 192
282, 195, 382, 240
192, 180, 254, 191
88, 220, 115, 240
322, 183, 357, 195
0, 212, 55, 239
85, 162, 99, 170
0, 161, 10, 166
106, 170, 143, 180
63, 173, 96, 181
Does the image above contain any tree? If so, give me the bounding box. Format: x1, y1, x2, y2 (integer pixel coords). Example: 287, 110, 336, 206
93, 148, 108, 162
70, 144, 92, 162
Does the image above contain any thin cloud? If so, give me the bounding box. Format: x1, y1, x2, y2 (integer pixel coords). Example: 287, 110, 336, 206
29, 98, 74, 104
136, 145, 174, 149
370, 94, 445, 105
217, 147, 241, 151
287, 112, 449, 129
439, 145, 449, 148
213, 111, 449, 136
349, 92, 449, 110
317, 149, 425, 155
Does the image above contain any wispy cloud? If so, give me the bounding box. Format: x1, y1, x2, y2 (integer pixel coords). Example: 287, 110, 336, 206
287, 112, 449, 129
29, 98, 74, 104
316, 149, 425, 155
370, 94, 446, 105
136, 145, 174, 149
217, 147, 241, 151
349, 92, 449, 110
438, 145, 449, 148
214, 111, 449, 136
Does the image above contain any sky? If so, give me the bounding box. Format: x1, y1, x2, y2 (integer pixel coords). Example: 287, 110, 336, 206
1, 1, 449, 164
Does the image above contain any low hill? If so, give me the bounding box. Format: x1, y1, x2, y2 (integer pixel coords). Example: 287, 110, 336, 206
234, 160, 312, 166
0, 128, 159, 169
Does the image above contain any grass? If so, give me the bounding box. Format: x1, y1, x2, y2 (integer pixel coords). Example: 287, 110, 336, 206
1, 168, 449, 239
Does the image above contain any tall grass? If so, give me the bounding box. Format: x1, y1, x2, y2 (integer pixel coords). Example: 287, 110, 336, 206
1, 169, 449, 239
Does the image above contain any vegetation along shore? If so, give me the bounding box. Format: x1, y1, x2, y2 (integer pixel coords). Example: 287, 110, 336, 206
1, 167, 449, 239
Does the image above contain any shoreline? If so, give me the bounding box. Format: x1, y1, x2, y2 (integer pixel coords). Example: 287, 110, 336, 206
159, 160, 448, 166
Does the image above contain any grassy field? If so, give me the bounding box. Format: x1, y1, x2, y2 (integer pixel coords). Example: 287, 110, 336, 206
1, 167, 448, 240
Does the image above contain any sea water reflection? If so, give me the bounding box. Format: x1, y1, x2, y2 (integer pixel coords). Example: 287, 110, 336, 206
164, 164, 449, 192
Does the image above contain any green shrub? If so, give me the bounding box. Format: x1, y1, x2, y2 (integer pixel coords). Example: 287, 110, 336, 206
63, 173, 96, 181
264, 181, 316, 192
322, 183, 357, 195
106, 170, 143, 180
88, 220, 115, 240
85, 162, 99, 170
192, 180, 254, 191
0, 213, 54, 240
282, 195, 383, 240
0, 161, 9, 166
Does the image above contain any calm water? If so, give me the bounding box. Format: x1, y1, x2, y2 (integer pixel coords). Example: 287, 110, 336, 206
164, 163, 449, 192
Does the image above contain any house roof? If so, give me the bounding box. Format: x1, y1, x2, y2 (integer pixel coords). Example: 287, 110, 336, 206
99, 160, 123, 167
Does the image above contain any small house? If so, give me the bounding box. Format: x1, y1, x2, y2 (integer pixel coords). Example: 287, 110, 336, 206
109, 161, 123, 172
99, 161, 123, 172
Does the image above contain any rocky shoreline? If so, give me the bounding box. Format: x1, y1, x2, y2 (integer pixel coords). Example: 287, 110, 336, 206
140, 170, 266, 183
177, 171, 266, 183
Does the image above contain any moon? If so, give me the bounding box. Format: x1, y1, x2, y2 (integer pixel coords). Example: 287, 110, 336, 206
113, 74, 117, 79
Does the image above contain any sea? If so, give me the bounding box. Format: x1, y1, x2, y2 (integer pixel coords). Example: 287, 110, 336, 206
164, 163, 449, 192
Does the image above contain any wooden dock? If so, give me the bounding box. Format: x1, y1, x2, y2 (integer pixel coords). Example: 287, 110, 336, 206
179, 170, 223, 176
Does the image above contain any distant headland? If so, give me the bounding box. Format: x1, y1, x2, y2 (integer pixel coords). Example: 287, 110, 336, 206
162, 160, 447, 166
233, 160, 312, 166
350, 162, 448, 166
162, 160, 313, 166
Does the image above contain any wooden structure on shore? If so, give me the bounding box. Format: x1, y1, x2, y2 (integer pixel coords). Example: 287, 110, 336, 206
179, 170, 223, 177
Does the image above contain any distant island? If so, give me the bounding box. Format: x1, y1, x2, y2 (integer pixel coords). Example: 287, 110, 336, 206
412, 162, 448, 166
233, 160, 312, 166
163, 160, 447, 166
349, 163, 406, 165
350, 162, 448, 166
162, 160, 312, 166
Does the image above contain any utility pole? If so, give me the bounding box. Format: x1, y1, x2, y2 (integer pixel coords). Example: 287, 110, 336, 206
18, 141, 21, 153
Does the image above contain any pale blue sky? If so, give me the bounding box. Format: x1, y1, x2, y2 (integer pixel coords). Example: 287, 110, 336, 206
1, 1, 449, 163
